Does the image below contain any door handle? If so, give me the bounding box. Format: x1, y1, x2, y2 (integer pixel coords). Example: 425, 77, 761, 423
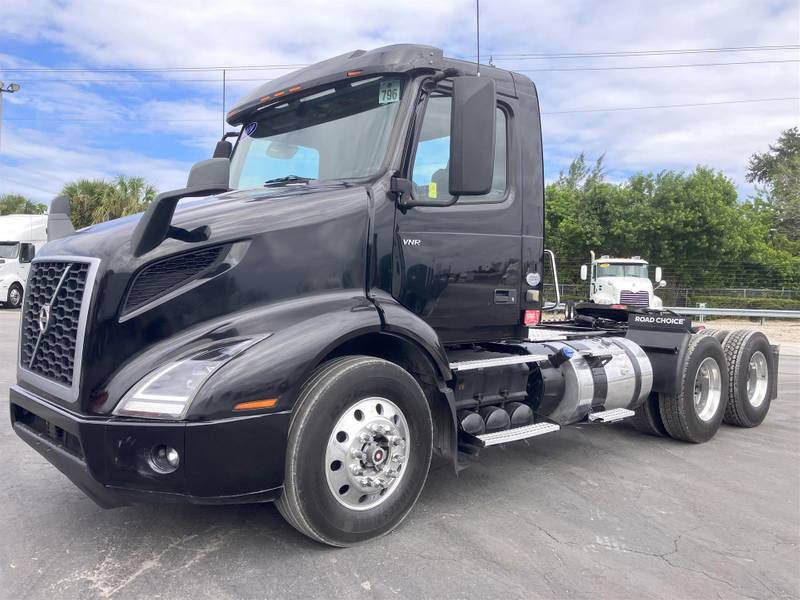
494, 289, 517, 304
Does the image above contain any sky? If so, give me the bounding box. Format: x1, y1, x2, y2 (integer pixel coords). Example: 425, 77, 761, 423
0, 0, 798, 205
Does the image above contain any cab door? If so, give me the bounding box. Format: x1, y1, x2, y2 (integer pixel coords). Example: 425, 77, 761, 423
393, 90, 521, 344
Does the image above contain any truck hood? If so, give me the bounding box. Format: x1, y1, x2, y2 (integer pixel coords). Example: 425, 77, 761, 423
43, 181, 360, 261
28, 181, 372, 411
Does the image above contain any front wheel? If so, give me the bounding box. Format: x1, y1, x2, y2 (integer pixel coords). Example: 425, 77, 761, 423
277, 356, 433, 546
6, 283, 23, 309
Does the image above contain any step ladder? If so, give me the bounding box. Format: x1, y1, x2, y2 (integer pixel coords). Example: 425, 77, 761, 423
587, 408, 635, 423
473, 422, 560, 447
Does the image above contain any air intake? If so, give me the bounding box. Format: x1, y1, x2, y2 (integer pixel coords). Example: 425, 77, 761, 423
122, 245, 226, 315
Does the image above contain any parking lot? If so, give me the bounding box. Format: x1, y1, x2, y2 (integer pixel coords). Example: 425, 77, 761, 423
1, 309, 797, 599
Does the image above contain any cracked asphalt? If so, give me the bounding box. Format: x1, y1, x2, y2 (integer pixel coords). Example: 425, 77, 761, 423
1, 309, 798, 599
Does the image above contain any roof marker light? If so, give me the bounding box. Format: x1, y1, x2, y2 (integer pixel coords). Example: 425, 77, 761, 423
288, 85, 302, 93
346, 70, 363, 77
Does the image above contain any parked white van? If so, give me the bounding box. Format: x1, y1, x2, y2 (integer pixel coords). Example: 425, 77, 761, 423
0, 214, 48, 309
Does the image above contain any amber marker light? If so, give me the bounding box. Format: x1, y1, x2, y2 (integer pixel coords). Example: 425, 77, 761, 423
234, 398, 278, 411
346, 70, 363, 77
259, 95, 271, 103
288, 85, 302, 93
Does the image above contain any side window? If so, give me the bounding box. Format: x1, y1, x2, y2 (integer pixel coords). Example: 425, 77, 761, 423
19, 243, 35, 264
411, 94, 507, 204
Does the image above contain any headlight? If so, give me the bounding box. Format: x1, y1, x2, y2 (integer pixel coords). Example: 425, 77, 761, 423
114, 338, 259, 419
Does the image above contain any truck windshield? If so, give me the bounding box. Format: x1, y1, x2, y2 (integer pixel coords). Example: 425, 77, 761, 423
229, 76, 404, 189
0, 242, 19, 259
597, 263, 649, 278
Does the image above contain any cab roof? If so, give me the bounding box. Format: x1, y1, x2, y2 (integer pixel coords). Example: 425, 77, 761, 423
226, 44, 524, 126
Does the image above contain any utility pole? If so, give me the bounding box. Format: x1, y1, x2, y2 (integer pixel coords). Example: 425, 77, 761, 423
0, 81, 22, 151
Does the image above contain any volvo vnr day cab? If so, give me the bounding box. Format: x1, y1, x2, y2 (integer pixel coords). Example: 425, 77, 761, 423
10, 45, 780, 546
0, 214, 47, 309
580, 251, 666, 309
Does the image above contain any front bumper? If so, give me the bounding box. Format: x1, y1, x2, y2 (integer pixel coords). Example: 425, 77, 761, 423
10, 384, 290, 508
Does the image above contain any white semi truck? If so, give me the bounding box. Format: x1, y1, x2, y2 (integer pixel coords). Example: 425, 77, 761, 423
580, 251, 666, 309
0, 214, 48, 309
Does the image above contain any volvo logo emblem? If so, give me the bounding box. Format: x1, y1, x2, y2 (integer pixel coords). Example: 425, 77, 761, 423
38, 303, 51, 333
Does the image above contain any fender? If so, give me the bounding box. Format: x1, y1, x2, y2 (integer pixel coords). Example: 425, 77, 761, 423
99, 290, 382, 418
0, 273, 24, 303
369, 289, 452, 382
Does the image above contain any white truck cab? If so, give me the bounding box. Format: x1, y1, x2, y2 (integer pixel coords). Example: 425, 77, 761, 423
0, 214, 48, 309
580, 251, 666, 309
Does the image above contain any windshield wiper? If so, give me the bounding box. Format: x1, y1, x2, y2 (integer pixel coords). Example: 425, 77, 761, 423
264, 175, 315, 186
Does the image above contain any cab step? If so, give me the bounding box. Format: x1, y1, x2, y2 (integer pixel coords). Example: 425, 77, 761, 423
587, 408, 635, 423
475, 422, 560, 447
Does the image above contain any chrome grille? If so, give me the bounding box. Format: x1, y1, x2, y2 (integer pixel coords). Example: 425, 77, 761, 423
20, 261, 91, 387
619, 290, 650, 306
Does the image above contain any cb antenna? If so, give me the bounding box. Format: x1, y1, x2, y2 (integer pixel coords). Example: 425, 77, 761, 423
475, 0, 481, 76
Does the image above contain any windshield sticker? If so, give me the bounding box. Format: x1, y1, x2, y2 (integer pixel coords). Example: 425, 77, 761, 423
428, 182, 437, 199
244, 122, 258, 137
378, 80, 401, 105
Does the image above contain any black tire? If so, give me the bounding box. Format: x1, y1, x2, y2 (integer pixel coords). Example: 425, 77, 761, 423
721, 330, 775, 428
659, 334, 728, 443
276, 356, 433, 547
700, 328, 728, 343
7, 283, 23, 309
630, 392, 668, 437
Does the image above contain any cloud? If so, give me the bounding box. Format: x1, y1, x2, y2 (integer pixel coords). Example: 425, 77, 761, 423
0, 0, 798, 202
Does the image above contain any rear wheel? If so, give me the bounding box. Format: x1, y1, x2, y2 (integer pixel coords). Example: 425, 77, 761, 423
659, 334, 728, 443
722, 330, 774, 427
277, 356, 433, 546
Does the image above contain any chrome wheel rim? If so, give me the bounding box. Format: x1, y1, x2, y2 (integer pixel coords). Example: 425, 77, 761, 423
324, 397, 410, 511
746, 351, 769, 408
693, 357, 722, 422
9, 287, 20, 307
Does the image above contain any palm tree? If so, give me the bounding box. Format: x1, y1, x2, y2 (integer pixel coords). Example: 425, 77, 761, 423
91, 176, 157, 224
61, 176, 157, 228
0, 193, 47, 215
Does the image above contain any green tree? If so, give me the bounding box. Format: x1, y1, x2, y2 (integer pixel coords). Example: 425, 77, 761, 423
0, 193, 47, 216
746, 127, 799, 243
60, 176, 157, 228
91, 176, 156, 224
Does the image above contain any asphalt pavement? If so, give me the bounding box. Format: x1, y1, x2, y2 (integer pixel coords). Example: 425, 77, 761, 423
1, 309, 798, 599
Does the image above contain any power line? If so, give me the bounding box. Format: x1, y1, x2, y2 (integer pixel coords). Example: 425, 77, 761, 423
484, 44, 800, 60
7, 96, 795, 123
0, 64, 306, 73
0, 175, 60, 196
515, 58, 800, 73
14, 77, 275, 84
541, 96, 800, 115
3, 43, 796, 73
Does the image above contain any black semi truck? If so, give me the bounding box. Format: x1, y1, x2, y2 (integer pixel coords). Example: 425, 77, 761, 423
10, 45, 779, 546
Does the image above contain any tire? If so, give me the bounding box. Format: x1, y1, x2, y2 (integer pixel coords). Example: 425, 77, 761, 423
630, 392, 668, 437
700, 328, 728, 343
721, 330, 774, 428
659, 334, 728, 443
6, 283, 23, 309
276, 356, 433, 547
